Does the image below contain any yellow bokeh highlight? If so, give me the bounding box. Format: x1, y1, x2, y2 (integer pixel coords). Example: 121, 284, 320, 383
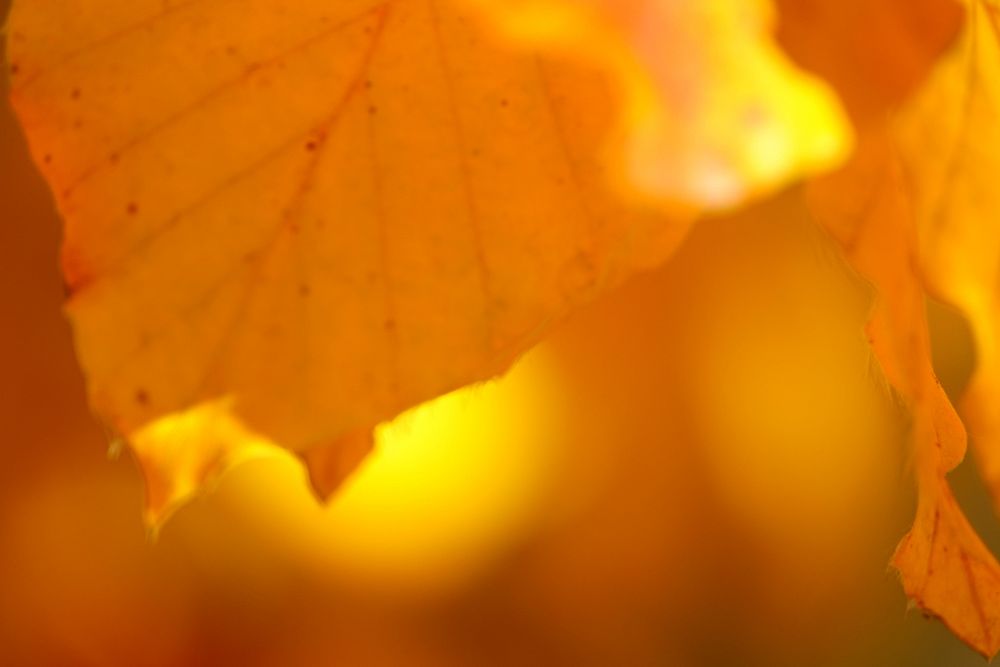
461, 0, 852, 208
211, 348, 563, 595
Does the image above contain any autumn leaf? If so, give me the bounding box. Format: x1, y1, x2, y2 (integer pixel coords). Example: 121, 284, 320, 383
893, 0, 1000, 526
809, 139, 1000, 657
7, 0, 682, 520
458, 0, 852, 205
824, 3, 1000, 653
779, 2, 1000, 655
5, 0, 852, 521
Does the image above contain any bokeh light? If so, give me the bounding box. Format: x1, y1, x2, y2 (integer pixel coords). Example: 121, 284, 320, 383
215, 349, 564, 595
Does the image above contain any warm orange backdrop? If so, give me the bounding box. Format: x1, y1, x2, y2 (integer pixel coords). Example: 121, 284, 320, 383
1, 1, 997, 665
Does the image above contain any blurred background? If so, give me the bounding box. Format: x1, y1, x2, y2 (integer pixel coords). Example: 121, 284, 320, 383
1, 1, 997, 665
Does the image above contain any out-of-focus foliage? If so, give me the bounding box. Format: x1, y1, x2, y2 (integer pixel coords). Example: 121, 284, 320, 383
775, 0, 962, 127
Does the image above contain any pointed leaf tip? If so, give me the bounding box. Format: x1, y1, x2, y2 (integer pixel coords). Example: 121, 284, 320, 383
299, 429, 375, 504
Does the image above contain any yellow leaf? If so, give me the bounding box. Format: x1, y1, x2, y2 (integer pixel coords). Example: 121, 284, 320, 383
810, 140, 1000, 658
7, 0, 694, 515
459, 0, 853, 206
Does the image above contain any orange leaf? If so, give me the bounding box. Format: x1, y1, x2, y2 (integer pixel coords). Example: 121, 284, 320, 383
810, 139, 1000, 658
7, 0, 694, 520
895, 0, 1000, 519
